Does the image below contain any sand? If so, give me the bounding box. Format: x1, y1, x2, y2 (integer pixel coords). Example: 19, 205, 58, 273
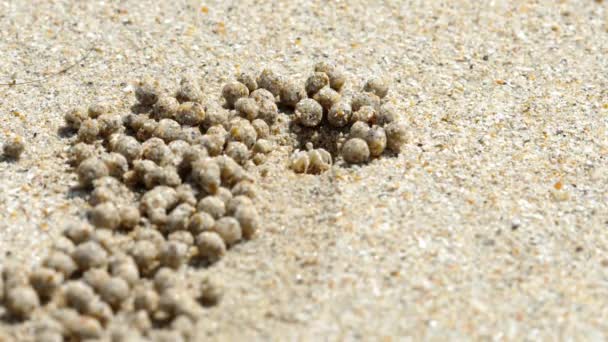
1, 0, 608, 339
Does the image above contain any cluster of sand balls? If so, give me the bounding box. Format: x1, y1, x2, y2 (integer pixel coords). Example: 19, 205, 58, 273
286, 63, 407, 173
0, 62, 408, 340
0, 74, 270, 340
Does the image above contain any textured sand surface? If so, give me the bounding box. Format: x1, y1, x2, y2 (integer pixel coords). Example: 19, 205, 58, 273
1, 0, 608, 339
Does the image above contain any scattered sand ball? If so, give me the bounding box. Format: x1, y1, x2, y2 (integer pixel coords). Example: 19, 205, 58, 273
130, 240, 161, 275
77, 157, 109, 188
140, 185, 179, 225
43, 251, 78, 277
78, 119, 100, 143
152, 95, 180, 120
226, 195, 254, 216
142, 138, 173, 166
133, 285, 159, 313
351, 91, 381, 112
101, 152, 128, 179
313, 86, 341, 111
98, 276, 130, 309
197, 196, 226, 219
200, 133, 226, 157
160, 241, 189, 269
235, 97, 259, 121
222, 81, 250, 108
54, 307, 103, 339
327, 100, 352, 128
124, 113, 148, 131
256, 69, 283, 98
88, 101, 112, 118
257, 99, 279, 124
72, 241, 108, 270
176, 76, 204, 103
215, 187, 233, 205
68, 142, 96, 166
110, 255, 140, 286
251, 119, 270, 139
188, 212, 215, 235
231, 180, 257, 198
225, 141, 250, 165
198, 276, 223, 306
89, 202, 121, 229
64, 107, 88, 130
202, 102, 229, 128
342, 138, 370, 164
135, 77, 160, 106
165, 203, 195, 233
212, 217, 242, 246
280, 79, 306, 107
5, 286, 40, 319
53, 236, 76, 254
154, 118, 182, 143
377, 102, 397, 126
351, 105, 377, 125
64, 281, 96, 313
305, 72, 330, 97
191, 158, 221, 194
111, 135, 142, 163
229, 120, 257, 148
385, 121, 408, 153
3, 135, 25, 160
175, 102, 205, 126
366, 126, 387, 158
314, 61, 346, 91
118, 206, 140, 230
295, 98, 323, 127
237, 72, 258, 93
363, 76, 390, 99
90, 176, 132, 206
252, 139, 273, 155
250, 88, 275, 104
98, 114, 123, 137
233, 205, 259, 239
29, 267, 63, 301
135, 118, 159, 142
216, 155, 249, 187
349, 121, 370, 140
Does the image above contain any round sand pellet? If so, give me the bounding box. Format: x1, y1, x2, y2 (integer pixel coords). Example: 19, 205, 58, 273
196, 232, 226, 262
280, 79, 306, 107
5, 286, 39, 319
175, 102, 205, 126
385, 121, 408, 153
295, 99, 323, 127
3, 135, 25, 160
77, 157, 109, 188
256, 69, 283, 98
222, 81, 250, 108
314, 61, 346, 91
327, 100, 352, 128
305, 72, 330, 96
212, 217, 242, 246
365, 126, 387, 157
313, 86, 341, 111
363, 76, 390, 98
342, 138, 370, 164
237, 72, 258, 93
235, 97, 259, 121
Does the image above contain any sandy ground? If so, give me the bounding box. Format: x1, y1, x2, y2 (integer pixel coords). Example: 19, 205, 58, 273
1, 0, 608, 340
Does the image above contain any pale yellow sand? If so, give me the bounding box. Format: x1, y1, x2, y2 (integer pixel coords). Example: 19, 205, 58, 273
1, 0, 608, 339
